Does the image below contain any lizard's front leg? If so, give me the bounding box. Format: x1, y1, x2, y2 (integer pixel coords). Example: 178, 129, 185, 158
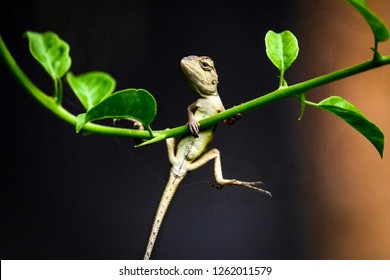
187, 149, 272, 196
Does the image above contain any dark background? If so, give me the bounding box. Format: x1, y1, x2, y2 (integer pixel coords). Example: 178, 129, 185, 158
1, 0, 389, 259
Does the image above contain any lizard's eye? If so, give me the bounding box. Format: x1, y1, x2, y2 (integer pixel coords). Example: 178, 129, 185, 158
201, 61, 209, 68
200, 60, 213, 71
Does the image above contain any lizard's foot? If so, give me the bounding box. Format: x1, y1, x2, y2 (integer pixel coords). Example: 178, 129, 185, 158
215, 179, 271, 197
224, 113, 241, 125
243, 181, 271, 197
188, 117, 200, 137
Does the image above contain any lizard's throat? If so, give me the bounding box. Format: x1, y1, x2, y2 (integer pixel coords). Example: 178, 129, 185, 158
199, 91, 218, 98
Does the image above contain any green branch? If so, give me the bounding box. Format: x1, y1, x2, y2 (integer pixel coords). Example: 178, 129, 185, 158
0, 35, 151, 139
1, 35, 390, 145
145, 56, 390, 144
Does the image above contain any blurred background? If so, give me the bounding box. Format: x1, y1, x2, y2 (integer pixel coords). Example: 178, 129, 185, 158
1, 0, 389, 259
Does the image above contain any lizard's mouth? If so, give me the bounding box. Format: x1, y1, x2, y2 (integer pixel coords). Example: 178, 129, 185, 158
180, 56, 199, 75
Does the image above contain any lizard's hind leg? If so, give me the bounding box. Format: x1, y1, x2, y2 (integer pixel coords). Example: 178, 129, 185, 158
187, 148, 272, 197
166, 137, 177, 166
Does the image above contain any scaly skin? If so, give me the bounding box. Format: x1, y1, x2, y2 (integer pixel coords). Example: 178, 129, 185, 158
143, 56, 271, 260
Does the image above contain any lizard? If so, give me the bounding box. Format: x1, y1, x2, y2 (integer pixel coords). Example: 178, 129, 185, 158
143, 55, 271, 260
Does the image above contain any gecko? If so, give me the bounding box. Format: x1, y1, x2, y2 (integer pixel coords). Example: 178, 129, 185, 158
143, 55, 271, 260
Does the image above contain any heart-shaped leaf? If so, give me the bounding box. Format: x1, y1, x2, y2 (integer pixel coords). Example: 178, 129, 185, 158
265, 30, 299, 73
67, 72, 116, 110
348, 0, 389, 43
25, 31, 71, 79
76, 89, 157, 136
317, 96, 384, 158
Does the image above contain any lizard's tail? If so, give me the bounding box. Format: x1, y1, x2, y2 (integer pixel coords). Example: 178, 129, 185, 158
143, 170, 185, 260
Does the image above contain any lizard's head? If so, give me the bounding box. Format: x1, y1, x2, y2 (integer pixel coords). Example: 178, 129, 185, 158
180, 55, 218, 97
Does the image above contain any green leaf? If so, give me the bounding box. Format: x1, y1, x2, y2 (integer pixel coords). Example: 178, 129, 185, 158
76, 89, 157, 135
67, 72, 116, 110
75, 113, 87, 133
25, 31, 71, 79
317, 96, 384, 158
348, 0, 390, 42
265, 30, 299, 73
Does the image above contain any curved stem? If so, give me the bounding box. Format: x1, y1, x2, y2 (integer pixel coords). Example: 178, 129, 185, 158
1, 35, 390, 145
0, 36, 151, 139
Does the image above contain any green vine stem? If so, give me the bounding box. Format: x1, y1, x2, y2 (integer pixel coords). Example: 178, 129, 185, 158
1, 35, 390, 146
